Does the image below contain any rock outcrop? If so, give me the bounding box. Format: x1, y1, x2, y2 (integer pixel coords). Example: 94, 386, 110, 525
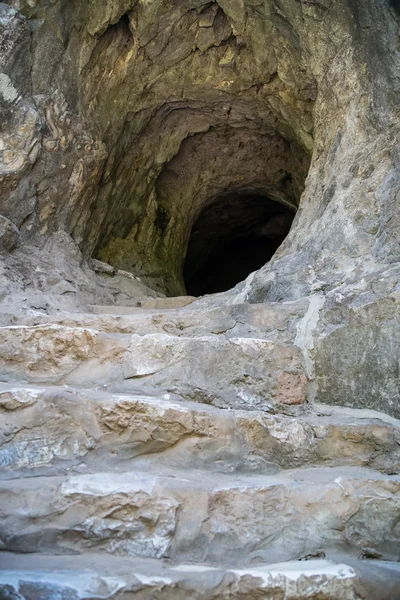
0, 0, 399, 597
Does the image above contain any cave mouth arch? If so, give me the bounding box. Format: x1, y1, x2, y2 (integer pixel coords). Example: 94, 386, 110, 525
183, 191, 296, 297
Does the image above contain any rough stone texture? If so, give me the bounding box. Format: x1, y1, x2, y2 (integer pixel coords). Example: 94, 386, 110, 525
314, 282, 400, 417
0, 301, 311, 410
0, 466, 399, 564
1, 0, 398, 295
0, 303, 399, 593
0, 554, 370, 600
1, 385, 399, 477
0, 0, 398, 411
0, 215, 19, 253
0, 0, 399, 595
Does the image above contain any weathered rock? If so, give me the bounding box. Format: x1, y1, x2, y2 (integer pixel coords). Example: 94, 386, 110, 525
0, 0, 397, 298
0, 0, 397, 411
0, 553, 371, 600
0, 311, 308, 409
1, 384, 399, 476
0, 298, 308, 340
314, 286, 400, 418
0, 216, 20, 253
0, 467, 399, 563
0, 0, 399, 595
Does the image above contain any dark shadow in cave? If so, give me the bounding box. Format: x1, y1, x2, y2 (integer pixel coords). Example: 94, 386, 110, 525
184, 192, 295, 296
99, 13, 133, 41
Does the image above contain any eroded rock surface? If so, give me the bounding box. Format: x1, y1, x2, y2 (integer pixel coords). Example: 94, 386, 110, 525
0, 553, 374, 600
0, 0, 399, 596
0, 0, 398, 410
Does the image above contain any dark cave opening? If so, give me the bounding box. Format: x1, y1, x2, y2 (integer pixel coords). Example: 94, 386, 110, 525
183, 192, 296, 296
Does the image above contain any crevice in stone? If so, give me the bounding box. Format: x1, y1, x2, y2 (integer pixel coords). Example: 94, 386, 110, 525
98, 13, 133, 43
154, 205, 171, 237
389, 0, 400, 17
81, 12, 134, 86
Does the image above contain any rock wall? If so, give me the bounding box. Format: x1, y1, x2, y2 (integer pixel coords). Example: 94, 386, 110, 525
0, 0, 399, 415
1, 4, 400, 594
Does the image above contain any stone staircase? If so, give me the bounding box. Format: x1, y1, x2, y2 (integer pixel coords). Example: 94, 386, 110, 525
0, 300, 400, 599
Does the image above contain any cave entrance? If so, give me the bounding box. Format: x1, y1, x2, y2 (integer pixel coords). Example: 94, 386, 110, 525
183, 192, 296, 296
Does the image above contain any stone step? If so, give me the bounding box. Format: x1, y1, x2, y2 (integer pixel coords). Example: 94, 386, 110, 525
1, 384, 399, 477
89, 295, 197, 312
0, 300, 308, 340
0, 466, 399, 564
0, 323, 307, 409
0, 552, 374, 600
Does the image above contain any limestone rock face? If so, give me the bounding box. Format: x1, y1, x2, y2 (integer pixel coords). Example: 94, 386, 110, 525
0, 0, 399, 596
1, 0, 398, 293
0, 0, 398, 414
0, 215, 19, 253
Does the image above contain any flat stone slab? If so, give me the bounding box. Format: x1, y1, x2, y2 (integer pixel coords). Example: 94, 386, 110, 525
0, 384, 399, 477
0, 300, 307, 340
0, 323, 307, 409
88, 296, 197, 314
0, 466, 399, 564
0, 553, 366, 600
